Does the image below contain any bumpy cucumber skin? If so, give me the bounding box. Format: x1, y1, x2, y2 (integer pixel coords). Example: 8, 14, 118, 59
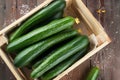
31, 35, 89, 78
38, 11, 64, 27
41, 48, 88, 80
86, 67, 100, 80
7, 17, 75, 52
14, 29, 78, 67
21, 11, 64, 35
10, 0, 66, 41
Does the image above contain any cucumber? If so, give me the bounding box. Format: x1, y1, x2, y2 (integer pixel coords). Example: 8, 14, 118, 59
32, 58, 45, 69
49, 11, 63, 20
31, 35, 89, 78
10, 0, 66, 41
20, 11, 64, 35
14, 29, 78, 67
86, 67, 100, 80
7, 16, 75, 52
32, 52, 53, 69
41, 48, 88, 80
41, 11, 64, 26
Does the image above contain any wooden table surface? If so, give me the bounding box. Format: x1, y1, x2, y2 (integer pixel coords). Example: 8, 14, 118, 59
0, 0, 120, 80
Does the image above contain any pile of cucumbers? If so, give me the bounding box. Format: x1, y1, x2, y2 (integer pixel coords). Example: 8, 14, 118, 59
7, 0, 90, 80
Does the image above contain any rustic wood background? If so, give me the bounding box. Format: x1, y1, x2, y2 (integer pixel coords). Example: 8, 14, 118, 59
0, 0, 120, 80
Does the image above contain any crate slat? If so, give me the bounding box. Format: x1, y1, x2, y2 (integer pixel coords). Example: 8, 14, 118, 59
0, 49, 24, 80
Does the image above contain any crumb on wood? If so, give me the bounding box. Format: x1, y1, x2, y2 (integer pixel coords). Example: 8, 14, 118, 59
19, 4, 30, 16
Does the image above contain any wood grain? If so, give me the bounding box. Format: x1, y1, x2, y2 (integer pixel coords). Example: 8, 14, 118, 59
87, 0, 120, 80
0, 0, 5, 30
0, 0, 119, 80
0, 0, 16, 79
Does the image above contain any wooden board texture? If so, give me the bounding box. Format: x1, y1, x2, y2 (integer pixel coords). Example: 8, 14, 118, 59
0, 0, 120, 80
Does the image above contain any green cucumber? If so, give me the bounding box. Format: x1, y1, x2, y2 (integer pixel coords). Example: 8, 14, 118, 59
49, 11, 63, 20
86, 67, 100, 80
7, 16, 75, 52
41, 48, 88, 80
32, 51, 53, 69
22, 11, 64, 35
40, 11, 64, 26
31, 35, 89, 78
14, 29, 78, 67
32, 59, 45, 69
10, 0, 66, 41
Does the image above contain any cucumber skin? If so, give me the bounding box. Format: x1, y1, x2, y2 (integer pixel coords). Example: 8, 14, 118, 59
36, 11, 64, 28
49, 11, 64, 21
41, 48, 88, 80
86, 67, 100, 80
31, 35, 89, 78
10, 0, 66, 41
32, 53, 50, 69
14, 29, 78, 67
7, 17, 75, 52
20, 11, 64, 35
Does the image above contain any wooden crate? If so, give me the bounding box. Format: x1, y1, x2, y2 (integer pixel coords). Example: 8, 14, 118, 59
0, 0, 111, 80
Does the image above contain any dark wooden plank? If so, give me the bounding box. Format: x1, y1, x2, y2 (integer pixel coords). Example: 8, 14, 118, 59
0, 0, 5, 30
0, 57, 16, 80
4, 0, 17, 26
16, 0, 28, 18
86, 0, 112, 80
37, 0, 45, 5
0, 0, 8, 80
27, 0, 37, 9
101, 0, 120, 80
0, 57, 6, 79
87, 0, 120, 80
0, 0, 17, 80
0, 0, 36, 80
16, 0, 37, 18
